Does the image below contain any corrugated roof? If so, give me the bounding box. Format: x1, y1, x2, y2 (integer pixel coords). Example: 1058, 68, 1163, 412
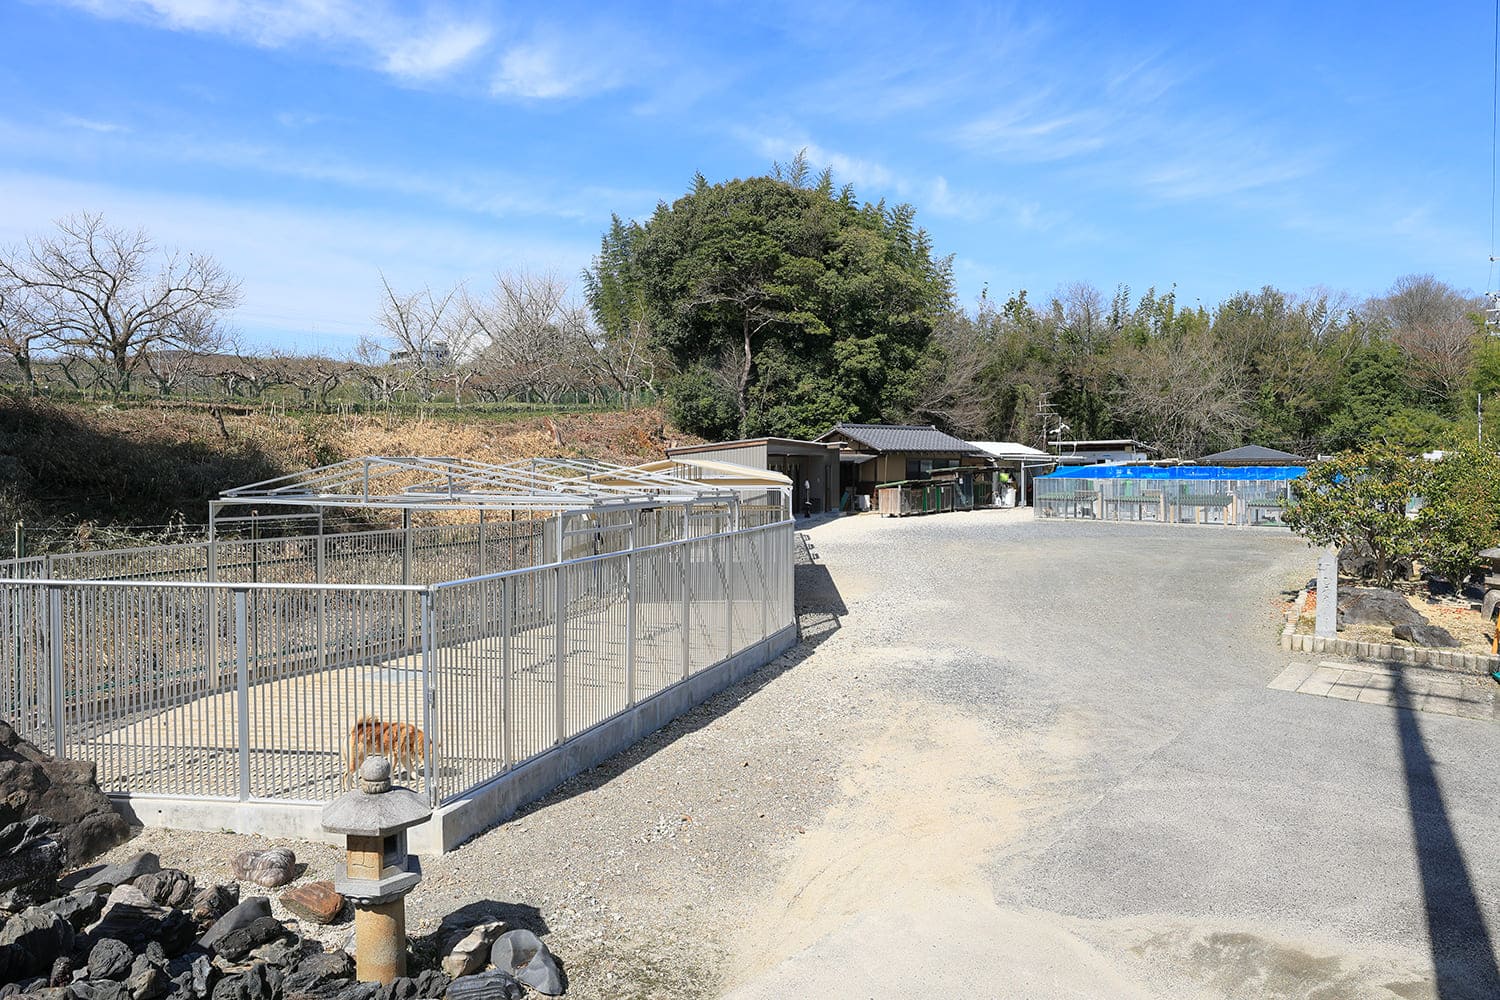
1198, 444, 1306, 465
971, 440, 1052, 460
817, 423, 982, 454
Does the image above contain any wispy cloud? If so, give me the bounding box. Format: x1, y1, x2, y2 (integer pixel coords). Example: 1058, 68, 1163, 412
58, 0, 493, 81
741, 129, 1077, 236
0, 115, 666, 227
60, 114, 130, 133
490, 22, 654, 101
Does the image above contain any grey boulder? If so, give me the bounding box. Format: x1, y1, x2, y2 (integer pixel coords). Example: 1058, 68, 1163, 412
488, 930, 563, 996
63, 854, 162, 894
0, 907, 75, 980
1392, 622, 1461, 648
198, 898, 271, 950
229, 850, 295, 890
1337, 588, 1427, 628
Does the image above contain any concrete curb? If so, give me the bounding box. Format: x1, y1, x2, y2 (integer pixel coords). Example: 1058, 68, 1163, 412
113, 624, 802, 855
1279, 587, 1499, 676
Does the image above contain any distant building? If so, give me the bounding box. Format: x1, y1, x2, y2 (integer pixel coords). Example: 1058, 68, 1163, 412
970, 441, 1056, 506
816, 423, 988, 505
389, 342, 451, 367
1052, 438, 1156, 465
1197, 444, 1307, 466
666, 437, 840, 515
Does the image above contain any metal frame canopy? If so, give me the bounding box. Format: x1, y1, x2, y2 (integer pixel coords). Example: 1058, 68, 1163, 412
215, 454, 792, 514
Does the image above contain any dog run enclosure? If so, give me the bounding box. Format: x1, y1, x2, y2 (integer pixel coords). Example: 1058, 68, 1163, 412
0, 456, 796, 852
1033, 465, 1306, 526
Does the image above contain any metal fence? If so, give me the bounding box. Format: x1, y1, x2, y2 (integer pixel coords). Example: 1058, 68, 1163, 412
1034, 473, 1297, 526
0, 512, 794, 808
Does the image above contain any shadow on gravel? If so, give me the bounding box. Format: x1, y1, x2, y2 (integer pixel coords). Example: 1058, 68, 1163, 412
507, 528, 844, 820
1391, 673, 1500, 999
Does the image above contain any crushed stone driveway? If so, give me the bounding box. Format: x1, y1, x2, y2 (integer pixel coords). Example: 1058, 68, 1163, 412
727, 512, 1500, 1000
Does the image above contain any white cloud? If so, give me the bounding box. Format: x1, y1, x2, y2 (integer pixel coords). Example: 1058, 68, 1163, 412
491, 34, 628, 100
382, 20, 492, 79
0, 115, 663, 225
58, 1, 493, 81
60, 115, 130, 133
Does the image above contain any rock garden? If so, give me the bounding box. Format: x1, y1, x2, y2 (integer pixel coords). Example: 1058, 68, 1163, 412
0, 725, 566, 1000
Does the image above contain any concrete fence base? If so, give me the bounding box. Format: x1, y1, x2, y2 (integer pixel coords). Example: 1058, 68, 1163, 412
113, 623, 800, 855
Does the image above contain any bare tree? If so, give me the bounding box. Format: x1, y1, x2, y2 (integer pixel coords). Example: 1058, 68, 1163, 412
2, 213, 240, 396
909, 311, 988, 434
0, 275, 47, 393
140, 305, 227, 397
1367, 274, 1477, 334
1111, 333, 1254, 456
288, 355, 353, 408
1392, 317, 1477, 406
373, 273, 463, 402
466, 271, 597, 403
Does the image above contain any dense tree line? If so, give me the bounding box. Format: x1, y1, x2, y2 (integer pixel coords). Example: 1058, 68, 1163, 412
585, 157, 1491, 455
5, 168, 1492, 455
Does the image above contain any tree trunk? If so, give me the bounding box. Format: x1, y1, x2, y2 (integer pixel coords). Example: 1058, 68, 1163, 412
737, 316, 753, 436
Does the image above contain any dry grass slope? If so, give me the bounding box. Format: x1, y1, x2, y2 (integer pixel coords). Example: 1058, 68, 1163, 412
0, 398, 700, 537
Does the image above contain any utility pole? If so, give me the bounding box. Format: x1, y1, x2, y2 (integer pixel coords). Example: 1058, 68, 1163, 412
1037, 394, 1060, 455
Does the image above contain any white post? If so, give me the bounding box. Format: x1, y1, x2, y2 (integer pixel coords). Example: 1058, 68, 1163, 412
420, 590, 436, 805
48, 586, 64, 759
625, 518, 637, 707
402, 508, 413, 648
681, 540, 692, 680
501, 577, 512, 770
234, 588, 250, 801
1316, 548, 1338, 638
316, 508, 327, 670
207, 502, 219, 682
554, 565, 567, 745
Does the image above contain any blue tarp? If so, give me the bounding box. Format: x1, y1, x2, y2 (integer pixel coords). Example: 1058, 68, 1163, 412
1040, 465, 1306, 481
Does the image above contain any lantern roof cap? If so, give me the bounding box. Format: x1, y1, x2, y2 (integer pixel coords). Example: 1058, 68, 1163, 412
321, 756, 431, 836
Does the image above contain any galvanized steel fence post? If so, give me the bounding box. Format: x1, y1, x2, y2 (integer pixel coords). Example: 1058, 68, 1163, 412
420, 589, 436, 805
500, 576, 512, 771
680, 542, 692, 680
47, 585, 63, 759
234, 588, 250, 801
625, 520, 637, 707
554, 565, 566, 745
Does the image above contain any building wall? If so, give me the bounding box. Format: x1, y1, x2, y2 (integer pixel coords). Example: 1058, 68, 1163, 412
770, 449, 836, 514
671, 441, 770, 469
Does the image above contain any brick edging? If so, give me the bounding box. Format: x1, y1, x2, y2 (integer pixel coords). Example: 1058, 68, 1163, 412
1279, 588, 1500, 676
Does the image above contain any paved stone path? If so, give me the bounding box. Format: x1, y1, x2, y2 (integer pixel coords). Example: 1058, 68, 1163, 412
1269, 660, 1499, 720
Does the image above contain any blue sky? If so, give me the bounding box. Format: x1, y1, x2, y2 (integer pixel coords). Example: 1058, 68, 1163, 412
0, 0, 1492, 353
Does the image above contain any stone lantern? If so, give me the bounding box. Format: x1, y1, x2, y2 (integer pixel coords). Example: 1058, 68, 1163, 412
322, 755, 431, 984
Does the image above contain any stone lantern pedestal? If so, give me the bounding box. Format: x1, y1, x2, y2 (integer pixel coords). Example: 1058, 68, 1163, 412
322, 756, 432, 984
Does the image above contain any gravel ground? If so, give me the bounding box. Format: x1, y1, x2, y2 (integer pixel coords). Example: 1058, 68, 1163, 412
92, 511, 1500, 998
95, 515, 865, 999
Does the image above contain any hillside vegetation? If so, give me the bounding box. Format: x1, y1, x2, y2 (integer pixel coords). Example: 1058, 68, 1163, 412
0, 398, 694, 549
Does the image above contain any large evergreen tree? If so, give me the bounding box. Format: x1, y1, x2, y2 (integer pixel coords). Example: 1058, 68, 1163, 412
622, 168, 953, 439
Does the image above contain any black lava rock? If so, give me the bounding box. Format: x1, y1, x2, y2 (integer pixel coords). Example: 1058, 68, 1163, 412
0, 907, 75, 980
283, 953, 351, 998
198, 900, 269, 952
212, 918, 289, 964
444, 971, 524, 1000
87, 939, 135, 981
62, 855, 160, 895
